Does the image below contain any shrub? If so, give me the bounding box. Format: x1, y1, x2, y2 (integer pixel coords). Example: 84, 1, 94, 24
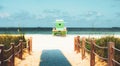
85, 36, 120, 64
0, 34, 26, 49
0, 34, 26, 66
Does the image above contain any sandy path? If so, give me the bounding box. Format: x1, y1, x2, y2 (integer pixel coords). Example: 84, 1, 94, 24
16, 35, 90, 66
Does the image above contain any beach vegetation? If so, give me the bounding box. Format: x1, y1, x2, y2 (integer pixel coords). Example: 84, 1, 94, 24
0, 34, 26, 49
0, 34, 26, 66
85, 36, 120, 64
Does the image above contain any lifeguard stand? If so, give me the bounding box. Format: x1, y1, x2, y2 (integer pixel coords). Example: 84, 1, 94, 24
52, 20, 67, 36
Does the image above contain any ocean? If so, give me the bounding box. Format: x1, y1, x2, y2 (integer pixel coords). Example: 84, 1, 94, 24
0, 27, 120, 35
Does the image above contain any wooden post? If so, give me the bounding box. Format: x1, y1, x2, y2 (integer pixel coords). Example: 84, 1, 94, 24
82, 37, 85, 60
29, 37, 32, 55
74, 37, 77, 51
19, 40, 23, 59
108, 42, 115, 66
77, 36, 80, 53
11, 43, 15, 66
0, 44, 4, 66
30, 37, 32, 53
28, 39, 30, 54
90, 39, 95, 66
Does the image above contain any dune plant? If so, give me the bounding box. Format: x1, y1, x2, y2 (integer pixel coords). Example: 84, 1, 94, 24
0, 34, 26, 49
85, 36, 120, 64
0, 34, 26, 66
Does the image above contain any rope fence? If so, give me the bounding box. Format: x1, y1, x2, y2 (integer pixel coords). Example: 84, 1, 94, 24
74, 36, 120, 66
84, 47, 90, 52
87, 38, 119, 66
93, 52, 108, 60
0, 37, 32, 66
112, 47, 120, 52
112, 46, 120, 66
112, 59, 120, 65
94, 43, 108, 49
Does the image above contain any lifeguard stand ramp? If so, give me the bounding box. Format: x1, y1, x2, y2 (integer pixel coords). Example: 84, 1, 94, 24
52, 20, 67, 36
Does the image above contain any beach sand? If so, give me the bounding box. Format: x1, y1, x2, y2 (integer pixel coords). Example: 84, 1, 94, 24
15, 34, 116, 66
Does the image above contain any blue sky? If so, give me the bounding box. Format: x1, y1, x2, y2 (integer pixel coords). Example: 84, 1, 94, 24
0, 0, 120, 27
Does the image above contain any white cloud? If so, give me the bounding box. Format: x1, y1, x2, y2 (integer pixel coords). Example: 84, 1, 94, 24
96, 12, 103, 17
83, 11, 103, 21
0, 9, 110, 27
43, 9, 61, 14
87, 11, 103, 17
0, 13, 10, 18
35, 15, 45, 19
12, 11, 36, 20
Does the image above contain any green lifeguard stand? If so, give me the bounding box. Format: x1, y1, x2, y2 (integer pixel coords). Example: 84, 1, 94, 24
52, 20, 67, 36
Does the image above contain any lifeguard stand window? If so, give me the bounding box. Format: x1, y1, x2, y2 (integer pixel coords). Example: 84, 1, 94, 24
55, 21, 64, 30
59, 24, 61, 26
